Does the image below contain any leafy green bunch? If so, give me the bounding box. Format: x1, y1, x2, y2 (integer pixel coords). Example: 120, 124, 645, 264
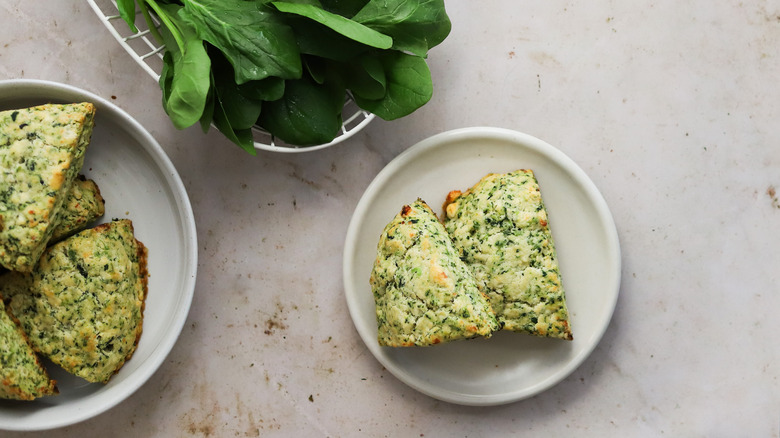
116, 0, 451, 154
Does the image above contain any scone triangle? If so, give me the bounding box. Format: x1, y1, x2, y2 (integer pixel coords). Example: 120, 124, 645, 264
443, 170, 573, 340
370, 199, 499, 347
0, 103, 96, 272
5, 219, 148, 383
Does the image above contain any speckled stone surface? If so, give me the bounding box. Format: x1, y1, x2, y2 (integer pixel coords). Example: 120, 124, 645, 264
1, 0, 779, 436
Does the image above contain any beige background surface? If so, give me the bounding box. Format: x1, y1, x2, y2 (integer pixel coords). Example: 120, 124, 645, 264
2, 0, 779, 436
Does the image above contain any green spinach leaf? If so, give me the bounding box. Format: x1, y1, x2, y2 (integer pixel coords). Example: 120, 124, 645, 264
211, 53, 264, 130
353, 50, 431, 120
157, 4, 211, 129
320, 0, 369, 18
342, 54, 386, 100
237, 78, 286, 102
115, 0, 139, 32
199, 81, 215, 133
181, 0, 302, 83
258, 75, 344, 146
288, 16, 372, 61
212, 98, 257, 155
352, 0, 451, 57
272, 2, 393, 49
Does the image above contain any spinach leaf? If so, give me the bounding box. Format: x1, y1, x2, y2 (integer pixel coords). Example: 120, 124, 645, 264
211, 53, 264, 130
303, 56, 328, 85
181, 0, 302, 83
353, 50, 431, 120
199, 81, 215, 133
237, 77, 285, 102
320, 0, 369, 18
258, 75, 344, 146
115, 0, 139, 32
156, 4, 211, 129
342, 54, 386, 100
159, 50, 174, 104
352, 0, 451, 57
288, 16, 371, 61
272, 2, 393, 49
212, 95, 257, 155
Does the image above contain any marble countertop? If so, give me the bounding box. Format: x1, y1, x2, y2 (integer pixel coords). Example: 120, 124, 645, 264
2, 0, 779, 436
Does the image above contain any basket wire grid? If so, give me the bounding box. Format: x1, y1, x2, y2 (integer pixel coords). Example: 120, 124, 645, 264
87, 0, 375, 152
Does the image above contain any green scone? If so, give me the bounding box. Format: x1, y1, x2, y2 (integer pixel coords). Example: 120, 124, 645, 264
0, 103, 96, 272
49, 175, 105, 243
443, 170, 573, 340
6, 219, 148, 383
370, 199, 499, 347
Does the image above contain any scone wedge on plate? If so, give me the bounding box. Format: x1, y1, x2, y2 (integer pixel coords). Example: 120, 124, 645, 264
49, 175, 105, 243
5, 219, 148, 383
443, 170, 573, 340
370, 199, 499, 347
0, 296, 58, 400
0, 103, 96, 272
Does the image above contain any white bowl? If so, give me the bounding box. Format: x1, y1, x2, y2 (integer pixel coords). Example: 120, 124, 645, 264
0, 79, 198, 430
343, 127, 621, 406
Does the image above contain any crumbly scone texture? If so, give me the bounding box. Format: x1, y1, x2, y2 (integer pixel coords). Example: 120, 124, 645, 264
6, 219, 148, 383
0, 295, 58, 400
49, 176, 105, 243
443, 170, 573, 340
0, 103, 96, 272
370, 199, 499, 347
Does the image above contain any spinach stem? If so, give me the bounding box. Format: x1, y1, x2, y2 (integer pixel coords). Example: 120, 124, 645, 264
142, 0, 186, 53
137, 0, 165, 46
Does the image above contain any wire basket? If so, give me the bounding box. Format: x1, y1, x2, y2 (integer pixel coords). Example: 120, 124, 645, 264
87, 0, 375, 153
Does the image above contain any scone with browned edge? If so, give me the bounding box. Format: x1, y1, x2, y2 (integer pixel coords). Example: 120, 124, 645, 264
443, 170, 573, 340
370, 199, 499, 347
0, 103, 96, 272
49, 176, 105, 243
6, 219, 148, 383
0, 296, 58, 400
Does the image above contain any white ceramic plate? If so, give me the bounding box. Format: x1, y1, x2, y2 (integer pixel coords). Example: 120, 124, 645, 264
0, 79, 197, 430
343, 127, 621, 406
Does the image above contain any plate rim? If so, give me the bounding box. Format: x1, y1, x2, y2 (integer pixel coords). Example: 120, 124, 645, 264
343, 126, 621, 406
0, 79, 198, 430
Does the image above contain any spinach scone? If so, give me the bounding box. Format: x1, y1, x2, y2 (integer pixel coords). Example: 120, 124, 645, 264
370, 199, 499, 347
6, 219, 148, 383
0, 103, 96, 272
0, 296, 58, 400
443, 170, 573, 340
49, 175, 105, 243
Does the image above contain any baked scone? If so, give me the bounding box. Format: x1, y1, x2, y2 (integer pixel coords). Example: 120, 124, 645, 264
370, 199, 499, 347
0, 296, 58, 400
0, 103, 96, 272
6, 219, 148, 383
49, 175, 105, 243
443, 170, 573, 340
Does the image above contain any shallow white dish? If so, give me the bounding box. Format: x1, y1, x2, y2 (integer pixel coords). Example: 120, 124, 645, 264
0, 79, 198, 430
343, 127, 621, 406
